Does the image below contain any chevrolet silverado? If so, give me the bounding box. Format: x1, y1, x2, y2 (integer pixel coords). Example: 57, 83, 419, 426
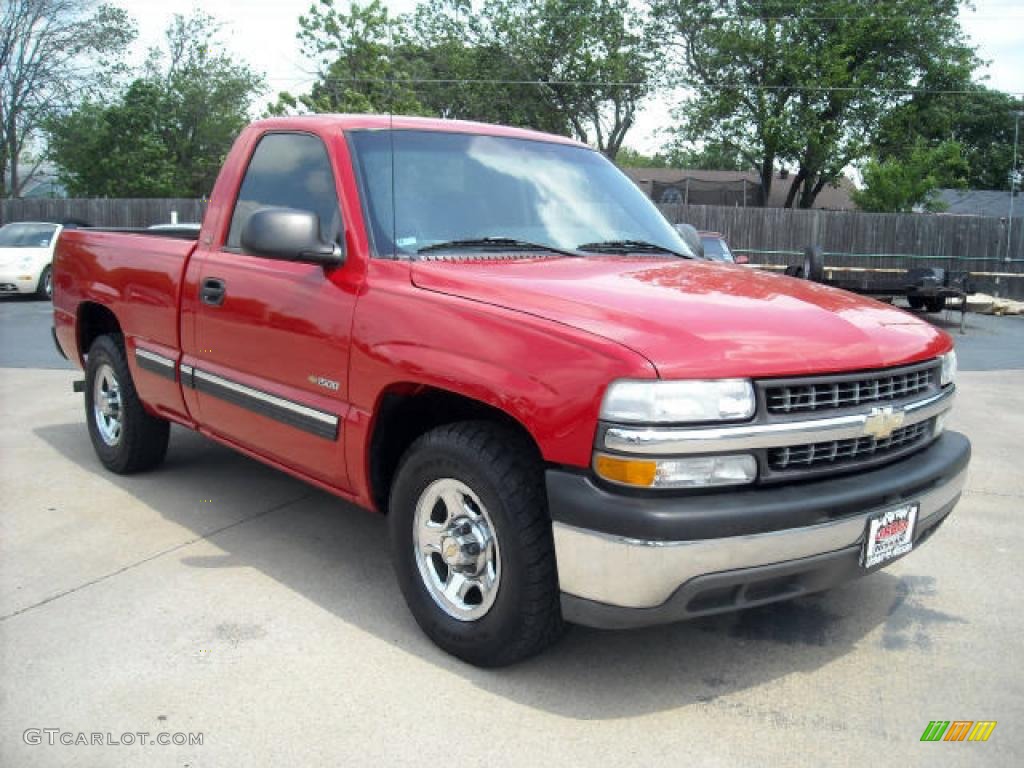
52, 116, 970, 666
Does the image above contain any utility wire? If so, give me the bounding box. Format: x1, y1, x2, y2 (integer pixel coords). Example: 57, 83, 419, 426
267, 75, 1024, 96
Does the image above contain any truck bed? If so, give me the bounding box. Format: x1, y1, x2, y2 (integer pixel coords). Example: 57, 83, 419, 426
53, 229, 198, 366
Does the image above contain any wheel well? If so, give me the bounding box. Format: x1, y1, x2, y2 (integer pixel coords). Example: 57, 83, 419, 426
77, 302, 121, 360
369, 387, 541, 514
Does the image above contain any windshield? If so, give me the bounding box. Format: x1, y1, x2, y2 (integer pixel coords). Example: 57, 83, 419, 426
0, 223, 57, 248
701, 236, 734, 262
347, 129, 694, 258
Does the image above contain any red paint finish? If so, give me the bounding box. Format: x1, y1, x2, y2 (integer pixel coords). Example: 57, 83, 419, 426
52, 229, 196, 423
411, 256, 952, 379
53, 114, 954, 514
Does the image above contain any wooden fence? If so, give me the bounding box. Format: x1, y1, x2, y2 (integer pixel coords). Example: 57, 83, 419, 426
2, 197, 1021, 296
0, 198, 207, 229
658, 203, 1024, 297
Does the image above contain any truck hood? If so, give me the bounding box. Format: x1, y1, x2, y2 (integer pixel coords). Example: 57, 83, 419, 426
410, 256, 950, 379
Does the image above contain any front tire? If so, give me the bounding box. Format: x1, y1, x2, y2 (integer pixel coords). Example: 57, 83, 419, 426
389, 421, 563, 667
85, 335, 170, 474
36, 265, 52, 300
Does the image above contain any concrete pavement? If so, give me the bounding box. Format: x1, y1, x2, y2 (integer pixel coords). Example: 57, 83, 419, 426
1, 312, 1023, 765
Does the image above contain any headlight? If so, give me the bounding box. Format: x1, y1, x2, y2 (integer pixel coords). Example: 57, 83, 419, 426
594, 453, 757, 489
600, 379, 755, 424
940, 350, 957, 387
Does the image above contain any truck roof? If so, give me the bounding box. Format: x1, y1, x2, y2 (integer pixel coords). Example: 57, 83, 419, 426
247, 114, 589, 148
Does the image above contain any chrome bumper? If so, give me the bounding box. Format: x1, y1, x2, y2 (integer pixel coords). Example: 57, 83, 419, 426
553, 463, 967, 611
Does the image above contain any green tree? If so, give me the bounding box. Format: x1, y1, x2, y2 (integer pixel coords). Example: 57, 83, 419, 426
654, 0, 977, 207
269, 0, 423, 115
1, 0, 135, 196
876, 81, 1023, 191
614, 146, 671, 167
47, 82, 178, 197
660, 141, 747, 171
144, 13, 265, 195
478, 0, 655, 158
399, 1, 572, 134
853, 140, 968, 212
47, 12, 263, 197
277, 1, 654, 159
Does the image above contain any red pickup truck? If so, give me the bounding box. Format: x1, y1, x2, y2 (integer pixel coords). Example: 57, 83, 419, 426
53, 116, 969, 666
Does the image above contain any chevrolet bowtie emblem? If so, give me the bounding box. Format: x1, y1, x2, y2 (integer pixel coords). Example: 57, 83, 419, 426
863, 406, 905, 439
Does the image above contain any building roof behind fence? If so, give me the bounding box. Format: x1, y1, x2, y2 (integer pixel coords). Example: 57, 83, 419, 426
934, 189, 1023, 218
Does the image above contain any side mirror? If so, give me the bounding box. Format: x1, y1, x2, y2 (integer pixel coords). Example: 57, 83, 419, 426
674, 223, 704, 259
241, 207, 345, 267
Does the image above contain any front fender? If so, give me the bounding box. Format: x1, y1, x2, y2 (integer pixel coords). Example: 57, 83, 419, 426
345, 269, 655, 504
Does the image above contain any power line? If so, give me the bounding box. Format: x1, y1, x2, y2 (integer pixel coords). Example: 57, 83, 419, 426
269, 75, 1024, 97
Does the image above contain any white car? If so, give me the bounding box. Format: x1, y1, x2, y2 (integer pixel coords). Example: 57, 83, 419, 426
0, 221, 62, 300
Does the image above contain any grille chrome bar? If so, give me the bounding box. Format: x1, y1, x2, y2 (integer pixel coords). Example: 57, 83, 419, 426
768, 421, 932, 471
763, 363, 937, 415
603, 387, 954, 456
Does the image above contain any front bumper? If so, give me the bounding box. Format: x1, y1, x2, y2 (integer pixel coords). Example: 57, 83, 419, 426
0, 269, 39, 294
549, 431, 970, 629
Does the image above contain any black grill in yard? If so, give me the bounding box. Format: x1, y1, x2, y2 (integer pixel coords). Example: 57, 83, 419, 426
763, 364, 937, 415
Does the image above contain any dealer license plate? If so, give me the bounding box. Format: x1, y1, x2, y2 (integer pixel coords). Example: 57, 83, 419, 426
862, 503, 919, 569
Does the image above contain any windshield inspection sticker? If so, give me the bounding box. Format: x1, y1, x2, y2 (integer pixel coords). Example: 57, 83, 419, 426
862, 503, 918, 569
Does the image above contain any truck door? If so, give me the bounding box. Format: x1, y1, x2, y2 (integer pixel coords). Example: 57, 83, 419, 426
184, 131, 356, 489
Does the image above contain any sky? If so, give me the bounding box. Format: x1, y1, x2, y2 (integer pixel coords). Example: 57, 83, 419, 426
116, 0, 1024, 154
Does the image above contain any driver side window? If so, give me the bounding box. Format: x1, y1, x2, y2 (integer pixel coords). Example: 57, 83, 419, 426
226, 132, 341, 250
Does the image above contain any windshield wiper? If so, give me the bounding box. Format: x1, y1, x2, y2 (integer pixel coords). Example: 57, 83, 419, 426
416, 237, 581, 258
576, 239, 691, 259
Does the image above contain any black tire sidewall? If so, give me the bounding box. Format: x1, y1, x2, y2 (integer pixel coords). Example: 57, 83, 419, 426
389, 438, 543, 664
37, 265, 52, 300
85, 337, 129, 469
83, 335, 169, 473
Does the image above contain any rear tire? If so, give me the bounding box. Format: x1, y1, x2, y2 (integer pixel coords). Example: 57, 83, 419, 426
924, 296, 946, 313
85, 335, 170, 474
389, 421, 563, 667
907, 296, 926, 310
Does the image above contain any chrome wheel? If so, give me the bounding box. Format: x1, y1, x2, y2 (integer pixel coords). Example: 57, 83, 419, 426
413, 478, 500, 621
43, 269, 52, 299
93, 363, 123, 446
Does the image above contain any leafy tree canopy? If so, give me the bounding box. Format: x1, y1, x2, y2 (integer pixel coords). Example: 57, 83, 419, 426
272, 0, 655, 158
47, 12, 264, 197
653, 0, 978, 207
1, 0, 135, 196
875, 76, 1023, 192
853, 139, 968, 212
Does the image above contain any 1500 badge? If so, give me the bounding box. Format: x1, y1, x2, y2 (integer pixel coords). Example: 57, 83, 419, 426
308, 374, 340, 391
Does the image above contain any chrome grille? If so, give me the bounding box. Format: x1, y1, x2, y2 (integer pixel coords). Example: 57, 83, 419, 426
767, 420, 932, 472
764, 365, 936, 414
